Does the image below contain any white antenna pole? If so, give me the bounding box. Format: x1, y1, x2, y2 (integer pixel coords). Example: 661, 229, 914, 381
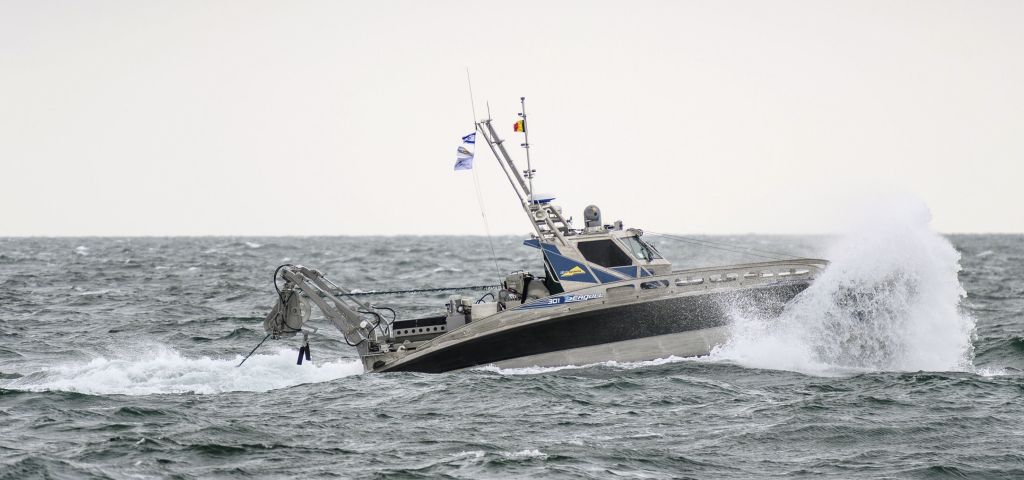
519, 97, 535, 202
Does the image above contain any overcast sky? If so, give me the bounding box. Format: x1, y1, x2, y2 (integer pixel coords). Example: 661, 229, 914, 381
2, 1, 1021, 236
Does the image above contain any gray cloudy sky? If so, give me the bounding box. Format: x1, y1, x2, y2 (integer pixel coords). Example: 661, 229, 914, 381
2, 1, 1021, 236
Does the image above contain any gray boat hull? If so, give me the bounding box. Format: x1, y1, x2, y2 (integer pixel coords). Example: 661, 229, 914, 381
378, 280, 809, 373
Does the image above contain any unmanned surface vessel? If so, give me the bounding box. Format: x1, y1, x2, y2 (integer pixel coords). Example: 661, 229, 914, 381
258, 101, 827, 373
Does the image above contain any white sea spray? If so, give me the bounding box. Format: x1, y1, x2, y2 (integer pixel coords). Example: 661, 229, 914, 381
710, 196, 976, 375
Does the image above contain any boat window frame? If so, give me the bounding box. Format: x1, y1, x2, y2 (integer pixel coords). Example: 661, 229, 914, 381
619, 235, 663, 262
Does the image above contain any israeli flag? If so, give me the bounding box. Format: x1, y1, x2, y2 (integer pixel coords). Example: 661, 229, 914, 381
454, 132, 475, 171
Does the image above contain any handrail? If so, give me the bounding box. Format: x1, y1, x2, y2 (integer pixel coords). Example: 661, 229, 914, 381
670, 258, 829, 276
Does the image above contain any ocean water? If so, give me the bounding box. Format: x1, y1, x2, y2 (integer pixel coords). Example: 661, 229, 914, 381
1, 225, 1022, 477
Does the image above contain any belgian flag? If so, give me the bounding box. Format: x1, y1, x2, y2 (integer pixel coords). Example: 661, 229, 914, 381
513, 119, 525, 133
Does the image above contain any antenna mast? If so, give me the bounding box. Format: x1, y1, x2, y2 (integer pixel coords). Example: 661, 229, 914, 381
518, 97, 535, 200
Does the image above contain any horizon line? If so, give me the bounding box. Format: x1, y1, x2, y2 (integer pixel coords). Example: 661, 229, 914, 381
2, 232, 1023, 239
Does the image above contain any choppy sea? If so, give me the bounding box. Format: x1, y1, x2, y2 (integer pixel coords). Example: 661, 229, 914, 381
1, 221, 1022, 477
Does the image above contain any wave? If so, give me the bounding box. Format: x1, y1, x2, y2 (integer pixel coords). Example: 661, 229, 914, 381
710, 197, 977, 376
2, 346, 363, 395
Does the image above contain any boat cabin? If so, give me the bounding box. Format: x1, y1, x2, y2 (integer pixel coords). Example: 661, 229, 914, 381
524, 224, 672, 296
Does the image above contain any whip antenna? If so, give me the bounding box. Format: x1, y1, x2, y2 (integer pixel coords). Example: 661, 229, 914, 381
466, 69, 503, 284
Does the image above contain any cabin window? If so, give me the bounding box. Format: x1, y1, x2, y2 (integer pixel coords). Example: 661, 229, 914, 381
641, 280, 669, 289
577, 239, 633, 268
676, 276, 704, 286
620, 236, 663, 261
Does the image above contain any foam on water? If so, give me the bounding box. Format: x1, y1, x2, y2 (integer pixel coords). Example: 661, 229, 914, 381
711, 197, 977, 375
4, 346, 363, 395
501, 449, 549, 459
475, 355, 691, 376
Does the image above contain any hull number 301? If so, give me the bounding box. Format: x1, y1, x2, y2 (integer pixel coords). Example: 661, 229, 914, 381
521, 292, 605, 310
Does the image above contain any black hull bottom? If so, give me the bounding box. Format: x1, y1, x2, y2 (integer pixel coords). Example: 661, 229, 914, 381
383, 282, 810, 373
